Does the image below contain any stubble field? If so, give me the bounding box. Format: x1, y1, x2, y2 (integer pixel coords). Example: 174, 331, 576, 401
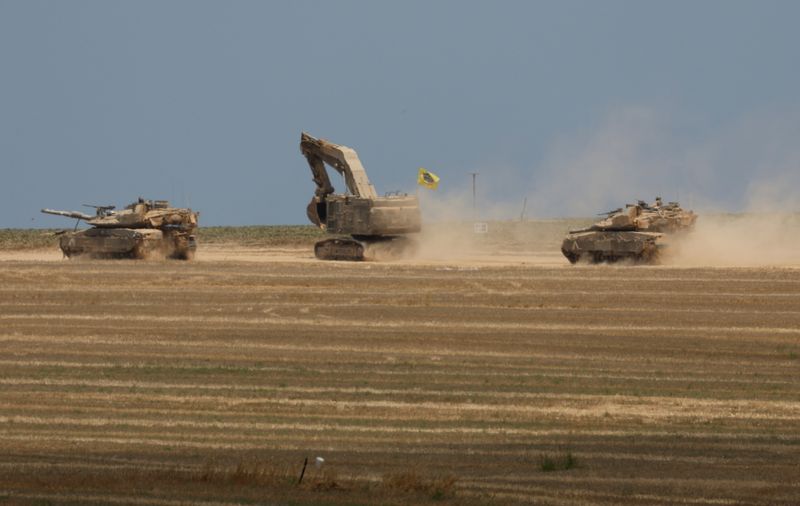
0, 225, 798, 505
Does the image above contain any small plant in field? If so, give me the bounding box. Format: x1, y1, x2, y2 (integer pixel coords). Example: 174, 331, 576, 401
563, 452, 577, 470
195, 458, 348, 493
382, 470, 457, 500
311, 469, 343, 491
539, 454, 556, 472
197, 459, 296, 488
539, 451, 577, 472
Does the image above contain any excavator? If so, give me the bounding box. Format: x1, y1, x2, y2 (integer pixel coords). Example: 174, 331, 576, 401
300, 132, 421, 261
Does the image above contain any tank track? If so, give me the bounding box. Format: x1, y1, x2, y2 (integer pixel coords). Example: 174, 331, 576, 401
561, 243, 660, 264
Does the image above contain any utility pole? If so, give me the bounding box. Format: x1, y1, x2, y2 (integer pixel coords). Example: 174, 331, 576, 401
469, 172, 479, 219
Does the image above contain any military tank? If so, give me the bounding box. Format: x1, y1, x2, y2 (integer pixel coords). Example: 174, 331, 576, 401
561, 197, 697, 264
41, 198, 199, 260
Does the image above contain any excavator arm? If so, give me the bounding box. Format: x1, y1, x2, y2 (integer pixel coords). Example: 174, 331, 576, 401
300, 132, 378, 200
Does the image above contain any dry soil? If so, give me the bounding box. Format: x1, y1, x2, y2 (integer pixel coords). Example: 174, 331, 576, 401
0, 246, 798, 505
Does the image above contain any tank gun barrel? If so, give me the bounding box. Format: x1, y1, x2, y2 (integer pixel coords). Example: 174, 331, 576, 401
41, 208, 94, 221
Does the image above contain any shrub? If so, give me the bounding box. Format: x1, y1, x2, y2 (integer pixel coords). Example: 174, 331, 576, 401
382, 470, 457, 500
539, 451, 577, 472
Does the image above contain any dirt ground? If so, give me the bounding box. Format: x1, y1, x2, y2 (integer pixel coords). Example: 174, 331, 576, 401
0, 245, 798, 505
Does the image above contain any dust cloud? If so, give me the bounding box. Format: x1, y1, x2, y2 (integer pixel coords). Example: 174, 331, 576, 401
665, 178, 800, 267
410, 190, 586, 264
525, 107, 688, 218
664, 213, 800, 267
410, 106, 800, 267
664, 158, 800, 267
414, 189, 482, 261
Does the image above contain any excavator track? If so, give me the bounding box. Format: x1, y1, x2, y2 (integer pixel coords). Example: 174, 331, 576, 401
314, 238, 365, 261
313, 236, 418, 261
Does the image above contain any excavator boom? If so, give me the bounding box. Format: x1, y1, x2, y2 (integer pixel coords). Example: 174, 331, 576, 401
300, 132, 377, 199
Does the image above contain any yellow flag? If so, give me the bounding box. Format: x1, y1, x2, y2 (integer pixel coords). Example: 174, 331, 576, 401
417, 168, 440, 190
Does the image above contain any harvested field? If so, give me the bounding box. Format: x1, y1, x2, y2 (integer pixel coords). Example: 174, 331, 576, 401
0, 232, 799, 504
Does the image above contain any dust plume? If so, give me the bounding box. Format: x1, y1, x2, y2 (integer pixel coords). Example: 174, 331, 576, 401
525, 105, 800, 219
665, 125, 800, 267
525, 106, 698, 218
411, 189, 584, 264
413, 188, 482, 261
510, 106, 800, 267
665, 212, 800, 267
665, 175, 800, 267
406, 106, 800, 266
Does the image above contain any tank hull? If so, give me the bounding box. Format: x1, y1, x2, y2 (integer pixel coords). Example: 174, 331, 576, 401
59, 228, 196, 260
561, 230, 662, 264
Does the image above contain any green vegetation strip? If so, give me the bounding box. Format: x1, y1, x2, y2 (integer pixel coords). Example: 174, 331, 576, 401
0, 229, 61, 250
198, 225, 324, 247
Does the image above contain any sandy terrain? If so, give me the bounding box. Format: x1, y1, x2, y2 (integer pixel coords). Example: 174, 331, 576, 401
0, 245, 798, 504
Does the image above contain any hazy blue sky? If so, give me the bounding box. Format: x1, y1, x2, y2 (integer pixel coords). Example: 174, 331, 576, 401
2, 0, 799, 227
